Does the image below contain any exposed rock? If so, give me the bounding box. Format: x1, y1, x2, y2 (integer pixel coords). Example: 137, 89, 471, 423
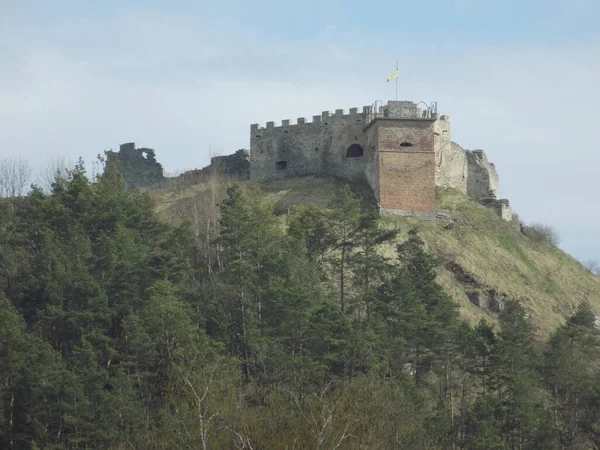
436, 209, 453, 221
467, 289, 507, 313
447, 262, 510, 314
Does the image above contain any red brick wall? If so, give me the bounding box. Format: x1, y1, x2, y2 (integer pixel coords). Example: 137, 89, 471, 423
374, 120, 436, 213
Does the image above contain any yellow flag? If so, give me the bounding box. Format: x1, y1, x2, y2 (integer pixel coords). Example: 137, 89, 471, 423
386, 71, 398, 82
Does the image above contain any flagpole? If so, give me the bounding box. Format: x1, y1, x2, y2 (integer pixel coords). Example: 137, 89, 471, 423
395, 60, 398, 101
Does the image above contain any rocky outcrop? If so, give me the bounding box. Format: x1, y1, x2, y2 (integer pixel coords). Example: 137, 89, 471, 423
447, 262, 510, 314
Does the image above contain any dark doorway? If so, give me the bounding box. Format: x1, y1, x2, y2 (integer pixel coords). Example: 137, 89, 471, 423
346, 144, 364, 157
275, 161, 287, 170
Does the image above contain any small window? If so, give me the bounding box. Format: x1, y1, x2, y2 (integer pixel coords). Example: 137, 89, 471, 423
400, 142, 414, 147
346, 144, 364, 158
275, 161, 287, 170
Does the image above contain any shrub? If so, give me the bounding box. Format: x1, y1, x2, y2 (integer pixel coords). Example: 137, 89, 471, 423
525, 222, 560, 247
583, 260, 600, 277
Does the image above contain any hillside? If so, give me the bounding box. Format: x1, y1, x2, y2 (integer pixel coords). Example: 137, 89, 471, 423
150, 175, 600, 337
4, 169, 600, 448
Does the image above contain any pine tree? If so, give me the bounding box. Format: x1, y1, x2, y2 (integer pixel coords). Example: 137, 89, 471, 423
543, 301, 600, 449
494, 300, 550, 449
326, 185, 361, 313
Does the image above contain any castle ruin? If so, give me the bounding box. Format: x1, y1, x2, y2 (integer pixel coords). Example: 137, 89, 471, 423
105, 143, 165, 191
250, 100, 511, 220
106, 100, 511, 221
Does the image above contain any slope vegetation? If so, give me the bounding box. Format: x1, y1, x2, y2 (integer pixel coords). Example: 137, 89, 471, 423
150, 175, 600, 336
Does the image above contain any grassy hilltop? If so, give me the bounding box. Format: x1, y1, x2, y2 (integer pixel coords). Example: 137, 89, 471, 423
151, 175, 600, 337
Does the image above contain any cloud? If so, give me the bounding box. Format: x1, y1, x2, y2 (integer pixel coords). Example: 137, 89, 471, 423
1, 7, 599, 261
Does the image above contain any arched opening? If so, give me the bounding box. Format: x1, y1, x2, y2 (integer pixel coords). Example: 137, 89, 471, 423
275, 161, 287, 170
400, 142, 414, 147
346, 144, 364, 158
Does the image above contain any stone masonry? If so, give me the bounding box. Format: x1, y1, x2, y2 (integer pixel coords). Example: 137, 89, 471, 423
105, 143, 165, 191
105, 145, 250, 190
250, 100, 511, 220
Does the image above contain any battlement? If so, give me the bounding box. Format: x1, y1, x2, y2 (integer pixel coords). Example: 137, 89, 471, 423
250, 101, 447, 134
251, 105, 372, 132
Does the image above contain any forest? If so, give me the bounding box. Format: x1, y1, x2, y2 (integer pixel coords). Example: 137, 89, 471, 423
1, 159, 600, 449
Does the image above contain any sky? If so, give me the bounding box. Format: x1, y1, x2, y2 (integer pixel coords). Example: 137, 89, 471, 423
1, 0, 599, 263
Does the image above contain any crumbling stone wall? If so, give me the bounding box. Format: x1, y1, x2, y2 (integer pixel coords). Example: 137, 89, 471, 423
466, 150, 500, 200
173, 149, 250, 185
480, 198, 512, 221
105, 143, 165, 191
433, 114, 468, 193
208, 150, 250, 178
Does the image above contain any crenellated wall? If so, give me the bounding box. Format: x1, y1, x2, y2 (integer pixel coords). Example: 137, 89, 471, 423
105, 102, 510, 220
247, 99, 510, 220
250, 107, 371, 182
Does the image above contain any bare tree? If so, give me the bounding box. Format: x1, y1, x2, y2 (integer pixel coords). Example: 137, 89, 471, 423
90, 153, 107, 183
37, 155, 72, 192
583, 260, 600, 277
0, 156, 33, 198
285, 384, 352, 449
180, 357, 224, 450
525, 222, 561, 247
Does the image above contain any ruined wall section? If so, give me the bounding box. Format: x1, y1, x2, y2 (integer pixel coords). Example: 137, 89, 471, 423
466, 150, 500, 200
250, 107, 370, 183
174, 149, 250, 185
105, 142, 165, 191
371, 119, 436, 217
210, 149, 250, 178
434, 117, 468, 194
480, 198, 512, 221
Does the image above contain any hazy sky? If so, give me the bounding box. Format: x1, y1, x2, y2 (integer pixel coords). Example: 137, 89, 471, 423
1, 0, 599, 262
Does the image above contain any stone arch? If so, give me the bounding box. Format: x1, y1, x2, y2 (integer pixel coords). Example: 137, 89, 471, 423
346, 144, 364, 158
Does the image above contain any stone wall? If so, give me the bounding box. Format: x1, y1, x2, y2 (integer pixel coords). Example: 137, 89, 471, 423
364, 124, 380, 203
434, 117, 468, 194
248, 99, 509, 220
250, 107, 371, 183
173, 149, 250, 185
466, 150, 500, 199
480, 198, 512, 221
209, 150, 250, 178
105, 143, 165, 191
